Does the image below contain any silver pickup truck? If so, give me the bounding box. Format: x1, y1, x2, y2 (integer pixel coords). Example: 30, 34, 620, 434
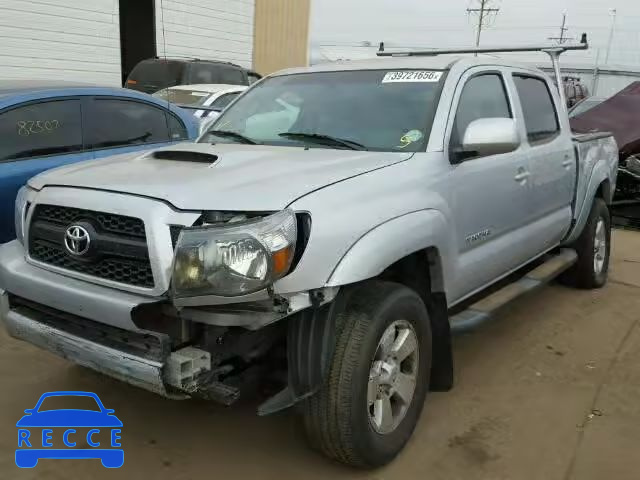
0, 42, 618, 467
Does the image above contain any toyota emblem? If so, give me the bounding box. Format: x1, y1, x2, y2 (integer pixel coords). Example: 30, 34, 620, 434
64, 225, 91, 256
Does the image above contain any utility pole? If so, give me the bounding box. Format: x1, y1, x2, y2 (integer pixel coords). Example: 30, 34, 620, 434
548, 13, 569, 44
467, 0, 501, 48
604, 8, 617, 64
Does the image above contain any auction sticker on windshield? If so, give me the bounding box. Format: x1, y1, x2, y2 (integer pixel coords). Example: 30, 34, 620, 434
382, 71, 442, 83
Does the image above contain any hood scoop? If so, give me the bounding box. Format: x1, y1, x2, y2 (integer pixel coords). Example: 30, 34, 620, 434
151, 150, 219, 164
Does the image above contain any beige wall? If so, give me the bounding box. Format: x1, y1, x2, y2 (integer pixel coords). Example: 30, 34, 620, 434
253, 0, 311, 75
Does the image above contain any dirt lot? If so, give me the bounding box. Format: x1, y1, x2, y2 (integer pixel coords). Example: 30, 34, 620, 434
1, 230, 639, 480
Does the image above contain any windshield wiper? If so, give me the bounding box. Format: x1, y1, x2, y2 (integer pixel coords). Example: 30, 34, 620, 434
208, 130, 257, 145
279, 132, 368, 150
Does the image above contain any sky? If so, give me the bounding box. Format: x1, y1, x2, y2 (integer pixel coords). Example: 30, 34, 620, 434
310, 0, 640, 67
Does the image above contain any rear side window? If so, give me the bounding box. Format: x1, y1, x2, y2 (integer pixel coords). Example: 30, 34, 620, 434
166, 113, 188, 140
0, 99, 82, 161
127, 60, 184, 91
451, 73, 512, 150
86, 99, 170, 149
188, 64, 246, 85
513, 75, 560, 143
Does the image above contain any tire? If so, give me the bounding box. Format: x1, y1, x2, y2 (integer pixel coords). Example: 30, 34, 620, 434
561, 198, 611, 289
302, 281, 432, 468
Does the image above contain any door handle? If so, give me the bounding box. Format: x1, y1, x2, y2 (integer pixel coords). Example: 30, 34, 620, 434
562, 157, 573, 168
514, 170, 530, 182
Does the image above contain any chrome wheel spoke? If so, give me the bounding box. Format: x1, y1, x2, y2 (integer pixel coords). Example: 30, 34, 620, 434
391, 328, 418, 362
378, 326, 396, 357
593, 218, 607, 274
373, 395, 394, 432
393, 372, 416, 405
367, 362, 383, 405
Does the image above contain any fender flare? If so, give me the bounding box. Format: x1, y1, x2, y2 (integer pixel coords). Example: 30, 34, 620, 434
566, 160, 612, 244
325, 209, 453, 290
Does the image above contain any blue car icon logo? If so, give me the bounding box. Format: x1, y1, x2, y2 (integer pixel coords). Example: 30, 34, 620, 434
16, 391, 123, 468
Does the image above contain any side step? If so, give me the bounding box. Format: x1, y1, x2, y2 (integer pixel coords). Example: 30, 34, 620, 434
450, 249, 577, 334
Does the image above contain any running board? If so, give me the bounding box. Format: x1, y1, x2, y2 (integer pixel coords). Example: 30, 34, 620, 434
450, 249, 577, 334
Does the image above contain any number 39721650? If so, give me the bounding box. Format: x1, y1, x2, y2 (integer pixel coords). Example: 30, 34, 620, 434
17, 120, 60, 136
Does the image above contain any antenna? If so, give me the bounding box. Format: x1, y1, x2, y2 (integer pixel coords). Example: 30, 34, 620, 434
548, 13, 569, 44
466, 0, 501, 48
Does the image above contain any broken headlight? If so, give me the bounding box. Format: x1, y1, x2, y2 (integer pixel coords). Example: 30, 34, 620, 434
172, 209, 297, 297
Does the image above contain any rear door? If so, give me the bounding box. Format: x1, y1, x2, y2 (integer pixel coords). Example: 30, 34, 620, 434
512, 74, 574, 251
446, 69, 532, 300
0, 98, 89, 242
84, 97, 190, 160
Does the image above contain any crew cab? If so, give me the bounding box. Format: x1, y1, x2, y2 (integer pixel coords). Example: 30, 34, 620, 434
0, 43, 618, 468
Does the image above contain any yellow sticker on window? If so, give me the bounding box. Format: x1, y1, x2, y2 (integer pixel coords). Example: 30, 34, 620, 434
398, 129, 424, 148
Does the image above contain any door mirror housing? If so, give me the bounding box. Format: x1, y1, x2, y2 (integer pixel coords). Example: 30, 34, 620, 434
456, 118, 520, 162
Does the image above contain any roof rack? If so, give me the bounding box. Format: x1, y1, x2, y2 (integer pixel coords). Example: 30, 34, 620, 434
377, 34, 589, 110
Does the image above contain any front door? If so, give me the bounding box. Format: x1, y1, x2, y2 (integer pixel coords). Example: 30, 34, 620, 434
445, 69, 532, 303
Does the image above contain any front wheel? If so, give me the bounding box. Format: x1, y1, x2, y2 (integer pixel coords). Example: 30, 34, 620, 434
561, 198, 611, 289
302, 281, 432, 468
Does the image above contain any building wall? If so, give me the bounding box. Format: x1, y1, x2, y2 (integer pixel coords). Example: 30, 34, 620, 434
253, 0, 310, 75
0, 0, 255, 85
0, 0, 122, 84
155, 0, 254, 69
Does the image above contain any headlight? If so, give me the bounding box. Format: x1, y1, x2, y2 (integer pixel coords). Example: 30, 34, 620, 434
14, 186, 30, 245
172, 209, 297, 297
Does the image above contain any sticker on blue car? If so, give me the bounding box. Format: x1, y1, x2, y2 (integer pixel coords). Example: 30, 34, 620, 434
15, 391, 123, 468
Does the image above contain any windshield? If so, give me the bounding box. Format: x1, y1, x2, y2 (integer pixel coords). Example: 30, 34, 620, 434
569, 98, 604, 118
199, 70, 444, 152
154, 88, 212, 106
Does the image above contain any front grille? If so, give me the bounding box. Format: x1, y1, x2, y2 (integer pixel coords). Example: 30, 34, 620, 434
35, 204, 146, 238
8, 295, 169, 362
32, 242, 155, 287
28, 204, 154, 288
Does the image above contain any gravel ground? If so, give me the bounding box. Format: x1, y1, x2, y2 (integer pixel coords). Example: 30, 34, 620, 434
1, 229, 639, 480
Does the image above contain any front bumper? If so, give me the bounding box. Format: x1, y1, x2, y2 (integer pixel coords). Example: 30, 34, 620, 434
1, 289, 169, 395
3, 300, 167, 395
0, 240, 173, 395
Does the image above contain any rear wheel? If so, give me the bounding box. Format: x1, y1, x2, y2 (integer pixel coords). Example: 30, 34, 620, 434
302, 281, 432, 468
561, 198, 611, 289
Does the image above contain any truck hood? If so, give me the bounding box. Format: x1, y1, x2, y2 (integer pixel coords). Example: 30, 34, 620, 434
30, 143, 412, 211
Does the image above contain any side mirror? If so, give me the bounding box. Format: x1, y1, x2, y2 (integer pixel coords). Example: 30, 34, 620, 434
105, 409, 116, 415
24, 409, 33, 414
457, 118, 520, 162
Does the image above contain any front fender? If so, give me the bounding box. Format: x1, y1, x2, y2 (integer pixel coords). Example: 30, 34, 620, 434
326, 209, 453, 291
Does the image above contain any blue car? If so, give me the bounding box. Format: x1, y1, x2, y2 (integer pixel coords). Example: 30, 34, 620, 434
16, 391, 124, 468
0, 80, 199, 243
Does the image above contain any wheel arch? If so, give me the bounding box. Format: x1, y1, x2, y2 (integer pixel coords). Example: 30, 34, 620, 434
566, 167, 614, 245
325, 209, 453, 293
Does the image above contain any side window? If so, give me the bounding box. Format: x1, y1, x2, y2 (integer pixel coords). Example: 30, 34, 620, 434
218, 68, 245, 85
451, 74, 511, 151
87, 99, 169, 149
166, 113, 188, 141
0, 100, 82, 161
513, 75, 560, 143
210, 92, 240, 110
247, 72, 261, 85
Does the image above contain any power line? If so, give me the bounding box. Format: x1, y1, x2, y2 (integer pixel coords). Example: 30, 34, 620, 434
549, 13, 569, 44
466, 0, 500, 47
